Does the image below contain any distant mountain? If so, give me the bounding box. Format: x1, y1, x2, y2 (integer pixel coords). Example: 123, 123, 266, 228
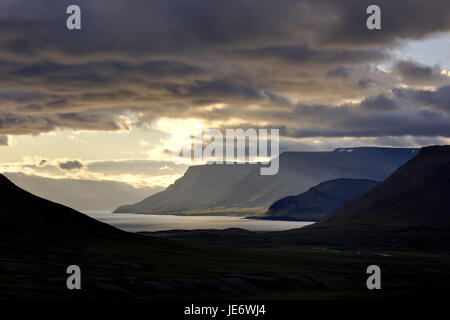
115, 164, 256, 213
3, 172, 163, 213
256, 178, 379, 221
320, 146, 450, 228
116, 147, 418, 215
151, 146, 450, 252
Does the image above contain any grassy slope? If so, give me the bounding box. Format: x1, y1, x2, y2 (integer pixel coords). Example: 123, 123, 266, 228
1, 162, 450, 300
116, 148, 418, 215
2, 228, 450, 299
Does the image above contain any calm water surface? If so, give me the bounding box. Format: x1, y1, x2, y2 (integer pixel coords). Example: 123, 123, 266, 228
85, 213, 314, 232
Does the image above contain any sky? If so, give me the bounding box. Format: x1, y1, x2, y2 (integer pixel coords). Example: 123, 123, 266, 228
0, 0, 450, 201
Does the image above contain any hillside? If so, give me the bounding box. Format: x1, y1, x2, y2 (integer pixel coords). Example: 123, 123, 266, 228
0, 174, 121, 239
152, 146, 450, 250
115, 164, 256, 213
256, 178, 379, 221
2, 173, 424, 299
320, 145, 450, 228
116, 147, 418, 215
3, 172, 161, 213
2, 156, 450, 300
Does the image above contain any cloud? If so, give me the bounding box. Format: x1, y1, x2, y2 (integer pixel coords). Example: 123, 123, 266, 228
0, 111, 130, 135
8, 60, 202, 85
327, 67, 349, 79
58, 160, 84, 170
393, 60, 450, 86
1, 158, 186, 188
168, 79, 265, 102
360, 94, 399, 111
237, 46, 388, 65
2, 0, 450, 58
0, 0, 449, 143
394, 85, 450, 111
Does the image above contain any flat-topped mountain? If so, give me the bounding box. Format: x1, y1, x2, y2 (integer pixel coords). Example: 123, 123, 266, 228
320, 146, 450, 228
257, 178, 379, 221
115, 164, 256, 214
116, 147, 418, 215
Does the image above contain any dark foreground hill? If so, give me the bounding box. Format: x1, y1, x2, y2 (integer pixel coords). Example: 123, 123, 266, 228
116, 147, 417, 215
2, 173, 326, 299
256, 178, 379, 221
1, 168, 450, 299
0, 174, 123, 240
3, 171, 162, 212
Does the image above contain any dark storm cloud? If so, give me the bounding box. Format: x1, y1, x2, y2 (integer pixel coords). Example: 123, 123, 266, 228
394, 86, 450, 111
284, 108, 450, 138
237, 46, 388, 65
327, 67, 349, 79
2, 0, 449, 57
360, 94, 399, 111
0, 91, 51, 103
7, 60, 202, 86
169, 79, 264, 101
0, 111, 129, 135
58, 160, 83, 170
393, 60, 450, 86
358, 78, 377, 89
0, 0, 450, 140
205, 92, 450, 138
395, 61, 434, 78
320, 0, 450, 47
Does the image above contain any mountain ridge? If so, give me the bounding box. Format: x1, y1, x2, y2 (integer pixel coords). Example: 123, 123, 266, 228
115, 147, 418, 215
255, 178, 379, 221
149, 145, 450, 251
318, 145, 450, 228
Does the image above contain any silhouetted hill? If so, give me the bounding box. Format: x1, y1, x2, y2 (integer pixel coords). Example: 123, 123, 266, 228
116, 147, 418, 215
257, 178, 379, 221
4, 172, 162, 212
0, 174, 402, 299
320, 146, 450, 228
1, 171, 450, 299
0, 174, 122, 240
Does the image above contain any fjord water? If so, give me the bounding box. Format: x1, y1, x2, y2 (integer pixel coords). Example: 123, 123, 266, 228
85, 212, 314, 232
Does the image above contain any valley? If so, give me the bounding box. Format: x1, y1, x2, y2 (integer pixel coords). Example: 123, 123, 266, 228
1, 146, 449, 299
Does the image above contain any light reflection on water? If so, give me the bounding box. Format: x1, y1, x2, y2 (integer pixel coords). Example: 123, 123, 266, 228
84, 213, 314, 232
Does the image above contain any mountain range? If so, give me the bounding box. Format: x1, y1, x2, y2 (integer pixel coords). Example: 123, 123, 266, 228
255, 178, 379, 221
1, 145, 450, 299
320, 145, 450, 228
115, 147, 418, 215
153, 146, 450, 250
